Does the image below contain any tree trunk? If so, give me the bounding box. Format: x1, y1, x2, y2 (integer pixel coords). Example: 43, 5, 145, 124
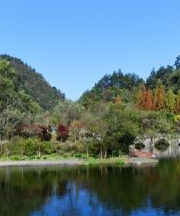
100, 149, 103, 159
104, 149, 107, 158
38, 145, 41, 157
86, 147, 89, 158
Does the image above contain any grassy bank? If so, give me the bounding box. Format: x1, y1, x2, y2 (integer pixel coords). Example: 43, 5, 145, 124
0, 154, 125, 166
85, 157, 125, 165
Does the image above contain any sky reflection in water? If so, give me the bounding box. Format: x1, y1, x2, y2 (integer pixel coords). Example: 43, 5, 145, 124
0, 159, 180, 216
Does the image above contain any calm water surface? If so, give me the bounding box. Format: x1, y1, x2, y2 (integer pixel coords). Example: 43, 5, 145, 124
0, 158, 180, 216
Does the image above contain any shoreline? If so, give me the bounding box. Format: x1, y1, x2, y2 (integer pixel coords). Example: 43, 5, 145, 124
0, 156, 158, 167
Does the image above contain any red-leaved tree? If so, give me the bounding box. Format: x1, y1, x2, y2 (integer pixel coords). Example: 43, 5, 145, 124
56, 124, 69, 141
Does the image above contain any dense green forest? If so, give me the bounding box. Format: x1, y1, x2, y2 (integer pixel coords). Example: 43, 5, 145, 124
1, 54, 180, 159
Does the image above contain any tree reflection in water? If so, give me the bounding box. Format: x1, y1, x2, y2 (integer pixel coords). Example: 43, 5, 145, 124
0, 158, 180, 216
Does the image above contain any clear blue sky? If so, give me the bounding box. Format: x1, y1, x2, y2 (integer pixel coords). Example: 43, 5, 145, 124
1, 0, 180, 100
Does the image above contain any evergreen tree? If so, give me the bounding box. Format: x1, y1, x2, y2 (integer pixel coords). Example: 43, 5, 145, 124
165, 89, 176, 113
175, 55, 180, 69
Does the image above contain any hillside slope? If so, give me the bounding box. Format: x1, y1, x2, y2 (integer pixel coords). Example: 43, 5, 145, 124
80, 57, 180, 108
0, 54, 65, 110
79, 70, 144, 107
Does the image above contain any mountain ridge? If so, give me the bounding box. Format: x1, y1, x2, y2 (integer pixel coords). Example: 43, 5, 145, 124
0, 54, 65, 110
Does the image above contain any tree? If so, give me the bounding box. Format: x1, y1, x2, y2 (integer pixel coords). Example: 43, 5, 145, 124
0, 60, 17, 111
105, 104, 139, 154
136, 84, 146, 110
56, 124, 69, 142
144, 89, 153, 110
51, 101, 84, 126
153, 85, 165, 111
140, 111, 173, 137
115, 95, 123, 106
70, 120, 85, 141
0, 106, 25, 140
174, 115, 180, 132
165, 89, 176, 113
175, 90, 180, 114
175, 55, 180, 69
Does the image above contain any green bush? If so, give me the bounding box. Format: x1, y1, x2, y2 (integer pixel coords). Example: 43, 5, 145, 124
0, 141, 11, 156
24, 139, 37, 156
41, 141, 54, 154
10, 155, 21, 161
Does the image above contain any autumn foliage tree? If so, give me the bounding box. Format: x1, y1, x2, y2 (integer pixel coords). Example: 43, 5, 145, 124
144, 89, 153, 110
153, 85, 165, 111
136, 84, 146, 110
56, 124, 69, 142
136, 85, 153, 111
115, 95, 123, 106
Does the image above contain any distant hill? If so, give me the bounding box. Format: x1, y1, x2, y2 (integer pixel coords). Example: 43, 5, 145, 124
80, 57, 180, 108
0, 54, 65, 110
146, 65, 180, 93
79, 70, 144, 107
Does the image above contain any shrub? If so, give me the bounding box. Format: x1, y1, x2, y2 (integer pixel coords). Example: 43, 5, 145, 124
16, 125, 52, 141
24, 139, 37, 156
16, 124, 41, 138
155, 138, 169, 151
0, 141, 11, 156
38, 126, 52, 141
41, 141, 55, 154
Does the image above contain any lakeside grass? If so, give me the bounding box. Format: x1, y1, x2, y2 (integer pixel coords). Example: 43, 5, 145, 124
85, 157, 125, 165
0, 154, 125, 166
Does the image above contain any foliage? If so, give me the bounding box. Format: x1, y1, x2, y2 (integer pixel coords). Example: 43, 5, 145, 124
104, 104, 140, 154
0, 54, 65, 110
165, 89, 176, 113
139, 111, 173, 136
136, 84, 146, 110
1, 54, 180, 158
56, 124, 69, 141
51, 101, 84, 125
175, 55, 180, 69
79, 70, 144, 107
38, 126, 52, 141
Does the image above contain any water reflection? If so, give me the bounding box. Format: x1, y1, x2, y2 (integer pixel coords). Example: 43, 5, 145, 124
0, 159, 180, 216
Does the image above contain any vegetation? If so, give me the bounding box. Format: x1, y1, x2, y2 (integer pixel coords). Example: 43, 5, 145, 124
1, 54, 180, 160
0, 54, 65, 110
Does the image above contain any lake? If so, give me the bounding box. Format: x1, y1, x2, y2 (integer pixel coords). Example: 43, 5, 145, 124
0, 158, 180, 216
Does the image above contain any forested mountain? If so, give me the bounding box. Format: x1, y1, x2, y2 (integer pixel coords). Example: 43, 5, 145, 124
80, 70, 144, 107
80, 56, 180, 109
1, 53, 180, 158
0, 54, 65, 110
147, 66, 180, 93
